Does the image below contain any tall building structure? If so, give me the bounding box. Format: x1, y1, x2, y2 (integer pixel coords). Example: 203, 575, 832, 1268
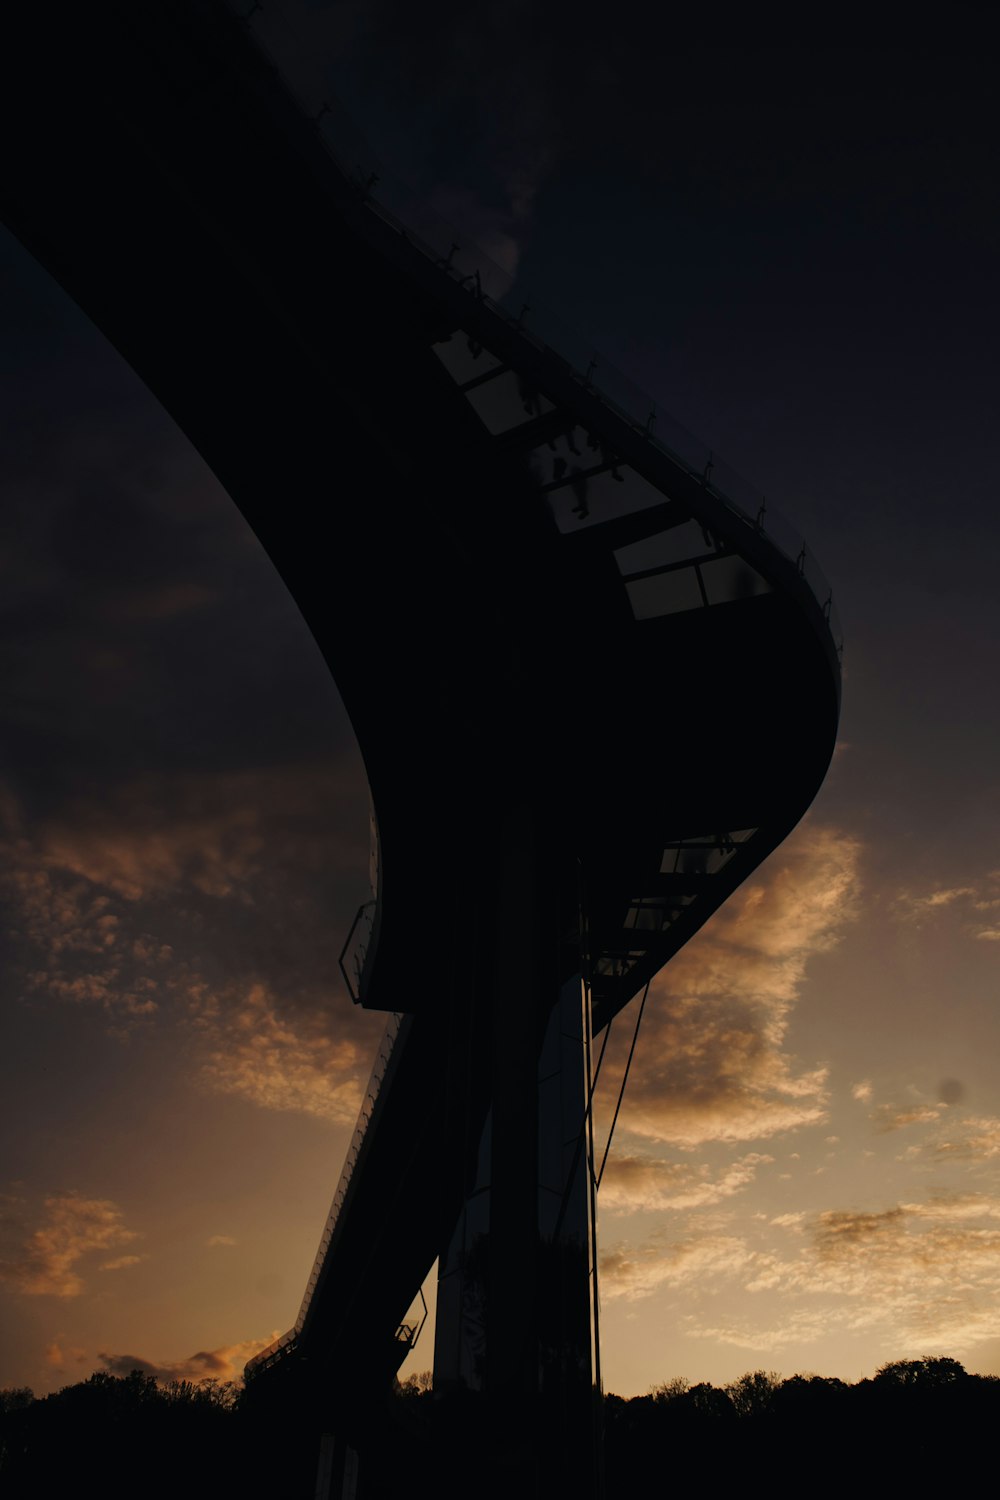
2, 4, 841, 1495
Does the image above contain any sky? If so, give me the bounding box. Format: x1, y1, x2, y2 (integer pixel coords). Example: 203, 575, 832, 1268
3, 0, 1000, 1397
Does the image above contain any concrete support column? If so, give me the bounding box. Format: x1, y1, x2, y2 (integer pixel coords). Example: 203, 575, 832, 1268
433, 802, 602, 1498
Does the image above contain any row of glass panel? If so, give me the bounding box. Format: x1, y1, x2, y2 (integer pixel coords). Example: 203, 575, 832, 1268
433, 333, 777, 624
592, 832, 757, 979
226, 2, 841, 649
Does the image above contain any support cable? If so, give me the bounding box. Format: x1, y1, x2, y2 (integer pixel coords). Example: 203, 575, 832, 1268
548, 878, 611, 1246
596, 976, 651, 1190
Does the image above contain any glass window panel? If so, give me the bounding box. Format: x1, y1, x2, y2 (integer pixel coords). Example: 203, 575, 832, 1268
526, 426, 590, 485
626, 567, 704, 619
432, 335, 502, 385
660, 833, 757, 877
625, 901, 670, 931
464, 369, 555, 433
548, 463, 665, 533
700, 553, 771, 605
615, 520, 713, 576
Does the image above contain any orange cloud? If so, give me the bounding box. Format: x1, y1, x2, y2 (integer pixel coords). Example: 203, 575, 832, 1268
892, 875, 1000, 934
0, 1192, 139, 1298
893, 885, 978, 922
598, 824, 859, 1146
44, 1340, 88, 1369
193, 982, 368, 1125
632, 1193, 1000, 1356
12, 764, 363, 904
0, 765, 382, 1091
600, 1234, 752, 1301
600, 1152, 773, 1215
98, 1334, 280, 1385
923, 1115, 1000, 1162
869, 1103, 942, 1132
6, 868, 121, 956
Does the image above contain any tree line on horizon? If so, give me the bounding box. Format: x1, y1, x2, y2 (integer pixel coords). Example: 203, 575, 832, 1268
1, 1355, 994, 1496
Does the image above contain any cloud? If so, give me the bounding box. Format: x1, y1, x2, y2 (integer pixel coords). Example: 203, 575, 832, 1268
851, 1079, 873, 1103
5, 866, 122, 957
600, 1234, 752, 1301
893, 876, 1000, 933
1, 760, 366, 951
0, 768, 384, 1116
770, 1212, 806, 1230
206, 1235, 237, 1248
10, 780, 273, 906
923, 1115, 1000, 1162
192, 982, 366, 1125
870, 1103, 942, 1132
600, 1152, 772, 1215
894, 886, 977, 921
674, 1194, 1000, 1356
98, 1334, 280, 1385
598, 824, 859, 1146
99, 1254, 144, 1272
0, 1193, 139, 1298
44, 1340, 89, 1369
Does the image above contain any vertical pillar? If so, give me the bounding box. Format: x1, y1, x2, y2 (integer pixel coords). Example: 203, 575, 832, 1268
433, 815, 602, 1497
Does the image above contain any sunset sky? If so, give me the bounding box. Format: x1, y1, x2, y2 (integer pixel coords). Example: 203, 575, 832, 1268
3, 1, 1000, 1397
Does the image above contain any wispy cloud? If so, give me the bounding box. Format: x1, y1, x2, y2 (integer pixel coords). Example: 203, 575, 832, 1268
870, 1103, 942, 1132
599, 825, 859, 1147
192, 981, 366, 1125
99, 1254, 145, 1272
893, 875, 1000, 932
922, 1115, 1000, 1162
0, 769, 383, 1119
627, 1193, 1000, 1357
0, 1192, 139, 1298
893, 886, 977, 921
206, 1235, 237, 1248
600, 1234, 752, 1301
3, 768, 332, 910
600, 1152, 772, 1215
98, 1334, 278, 1385
44, 1340, 89, 1370
1, 760, 366, 968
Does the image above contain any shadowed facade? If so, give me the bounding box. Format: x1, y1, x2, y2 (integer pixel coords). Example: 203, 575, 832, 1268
1, 4, 841, 1495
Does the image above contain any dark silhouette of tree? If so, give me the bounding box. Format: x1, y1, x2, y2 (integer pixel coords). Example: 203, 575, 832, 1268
0, 1389, 34, 1412
5, 1357, 1000, 1498
677, 1381, 736, 1420
0, 1369, 247, 1499
649, 1376, 689, 1403
874, 1356, 968, 1386
725, 1368, 781, 1417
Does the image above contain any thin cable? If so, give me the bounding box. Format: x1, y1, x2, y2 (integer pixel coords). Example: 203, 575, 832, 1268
547, 866, 611, 1247
548, 1009, 613, 1248
596, 977, 651, 1190
590, 1012, 613, 1095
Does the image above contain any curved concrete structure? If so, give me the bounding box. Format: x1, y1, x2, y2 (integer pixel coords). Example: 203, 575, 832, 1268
2, 4, 840, 1493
